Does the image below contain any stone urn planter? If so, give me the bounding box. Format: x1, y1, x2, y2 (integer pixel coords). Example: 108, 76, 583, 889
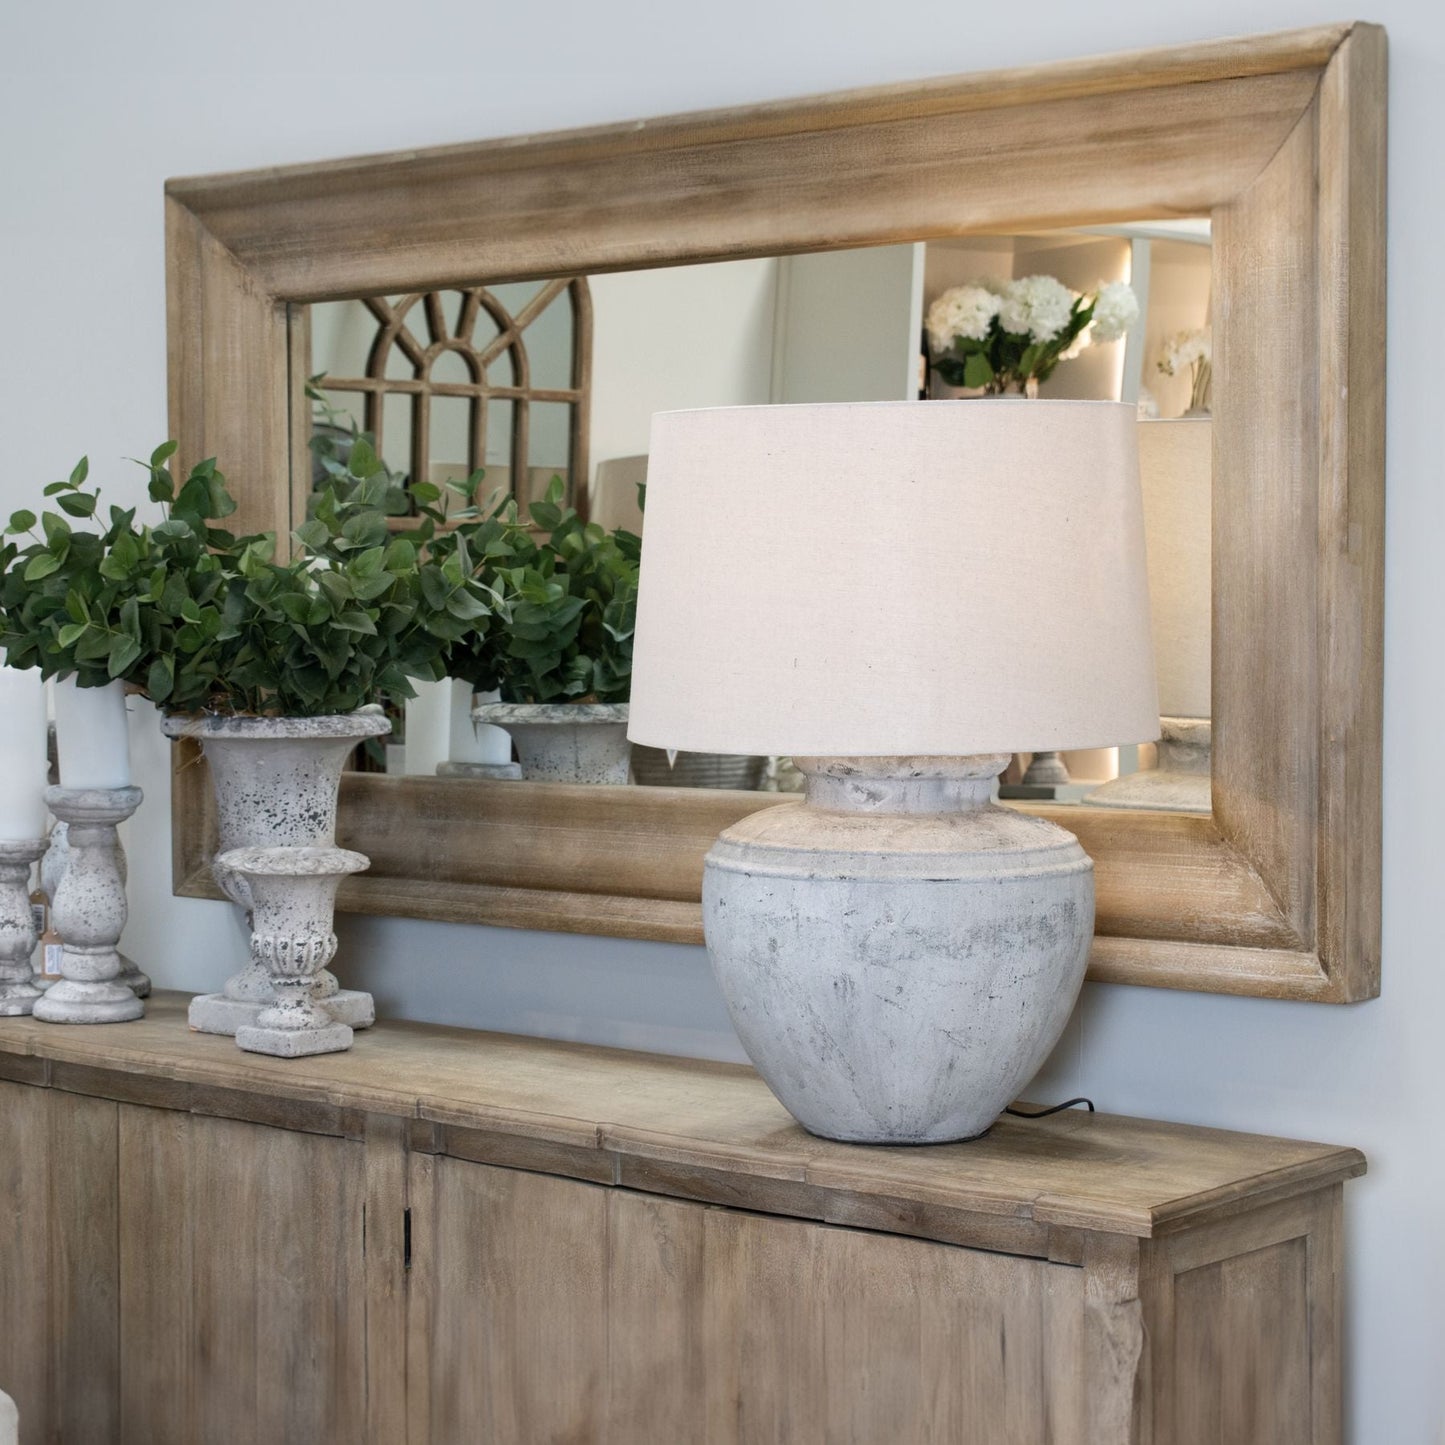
226, 845, 370, 1058
470, 702, 631, 785
160, 709, 390, 1034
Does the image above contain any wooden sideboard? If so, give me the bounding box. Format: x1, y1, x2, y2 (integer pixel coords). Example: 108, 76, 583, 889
0, 994, 1363, 1444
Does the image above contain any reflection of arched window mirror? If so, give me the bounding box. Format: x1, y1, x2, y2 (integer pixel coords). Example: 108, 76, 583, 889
310, 278, 592, 519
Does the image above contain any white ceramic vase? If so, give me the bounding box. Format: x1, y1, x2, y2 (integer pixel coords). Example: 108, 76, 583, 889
160, 710, 390, 1034
703, 756, 1093, 1143
470, 702, 631, 784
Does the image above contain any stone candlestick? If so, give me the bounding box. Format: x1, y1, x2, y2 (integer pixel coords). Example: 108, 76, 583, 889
0, 838, 48, 1016
226, 846, 369, 1058
39, 822, 151, 996
33, 787, 144, 1024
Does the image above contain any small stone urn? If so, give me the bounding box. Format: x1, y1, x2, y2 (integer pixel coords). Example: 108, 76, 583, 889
224, 846, 369, 1058
160, 710, 391, 1034
470, 702, 631, 784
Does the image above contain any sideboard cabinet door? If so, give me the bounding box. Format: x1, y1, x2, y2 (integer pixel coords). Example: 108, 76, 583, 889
117, 1102, 370, 1445
407, 1153, 1088, 1445
0, 1084, 372, 1445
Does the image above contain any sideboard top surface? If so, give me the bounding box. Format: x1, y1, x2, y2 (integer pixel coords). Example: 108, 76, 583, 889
0, 993, 1363, 1242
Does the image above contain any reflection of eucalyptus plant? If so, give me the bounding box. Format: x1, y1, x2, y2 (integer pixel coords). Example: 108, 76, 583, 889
433, 476, 639, 705
0, 441, 491, 717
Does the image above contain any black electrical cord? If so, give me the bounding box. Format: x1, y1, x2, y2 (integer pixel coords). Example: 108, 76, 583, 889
1003, 1097, 1095, 1120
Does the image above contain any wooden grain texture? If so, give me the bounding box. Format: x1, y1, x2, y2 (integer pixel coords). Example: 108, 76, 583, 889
0, 1082, 54, 1445
49, 1089, 121, 1443
1314, 24, 1388, 1002
416, 1159, 609, 1444
416, 1161, 1088, 1444
1141, 1188, 1346, 1445
114, 1105, 369, 1445
362, 1113, 409, 1445
0, 1011, 1361, 1444
119, 1104, 194, 1444
163, 24, 1385, 1004
0, 995, 1364, 1252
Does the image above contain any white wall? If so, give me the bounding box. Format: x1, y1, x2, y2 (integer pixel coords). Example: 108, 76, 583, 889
2, 3, 1438, 1438
590, 259, 779, 471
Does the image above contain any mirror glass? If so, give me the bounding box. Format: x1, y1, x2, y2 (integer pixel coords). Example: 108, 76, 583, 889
303, 219, 1213, 809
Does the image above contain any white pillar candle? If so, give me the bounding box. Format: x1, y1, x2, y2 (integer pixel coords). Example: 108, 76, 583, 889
53, 677, 131, 789
0, 662, 49, 840
451, 681, 512, 765
403, 677, 451, 776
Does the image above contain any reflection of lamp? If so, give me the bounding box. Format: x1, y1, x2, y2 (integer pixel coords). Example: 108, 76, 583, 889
1088, 417, 1211, 812
629, 400, 1157, 1143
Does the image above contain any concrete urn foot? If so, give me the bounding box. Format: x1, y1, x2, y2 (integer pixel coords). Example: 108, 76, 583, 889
227, 846, 369, 1058
161, 711, 389, 1034
32, 788, 145, 1025
702, 756, 1094, 1144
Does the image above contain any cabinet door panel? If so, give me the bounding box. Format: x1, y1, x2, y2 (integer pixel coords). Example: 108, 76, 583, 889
422, 1158, 609, 1444
414, 1155, 1086, 1444
0, 1080, 121, 1445
117, 1104, 368, 1445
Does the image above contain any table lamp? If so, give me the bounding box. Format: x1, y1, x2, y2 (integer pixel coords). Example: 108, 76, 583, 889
629, 400, 1158, 1143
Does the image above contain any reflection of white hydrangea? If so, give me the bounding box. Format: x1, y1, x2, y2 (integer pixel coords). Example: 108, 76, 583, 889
998, 275, 1076, 342
1158, 327, 1212, 375
1089, 281, 1140, 342
925, 284, 1001, 353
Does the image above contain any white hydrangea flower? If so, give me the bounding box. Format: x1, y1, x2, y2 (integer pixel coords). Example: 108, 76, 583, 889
998, 275, 1076, 342
925, 284, 1002, 353
1158, 327, 1212, 375
1089, 281, 1140, 343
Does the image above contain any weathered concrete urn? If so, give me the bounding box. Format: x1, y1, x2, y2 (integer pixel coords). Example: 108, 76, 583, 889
227, 845, 370, 1058
703, 757, 1094, 1143
471, 702, 631, 784
160, 710, 390, 1034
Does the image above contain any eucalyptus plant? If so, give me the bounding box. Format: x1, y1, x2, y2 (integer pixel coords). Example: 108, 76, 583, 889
432, 475, 639, 705
0, 440, 493, 717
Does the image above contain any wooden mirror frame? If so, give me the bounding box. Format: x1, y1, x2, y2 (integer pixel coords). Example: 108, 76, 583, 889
165, 22, 1385, 1002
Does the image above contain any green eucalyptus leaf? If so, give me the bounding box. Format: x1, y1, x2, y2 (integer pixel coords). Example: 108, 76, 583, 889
7, 510, 36, 534
23, 554, 61, 581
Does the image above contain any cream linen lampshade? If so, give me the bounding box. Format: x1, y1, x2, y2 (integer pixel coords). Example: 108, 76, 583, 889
629, 399, 1159, 758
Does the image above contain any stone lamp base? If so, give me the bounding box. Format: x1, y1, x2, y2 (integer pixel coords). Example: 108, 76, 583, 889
702, 756, 1093, 1144
33, 788, 145, 1025
0, 838, 49, 1016
1086, 717, 1212, 814
225, 846, 370, 1058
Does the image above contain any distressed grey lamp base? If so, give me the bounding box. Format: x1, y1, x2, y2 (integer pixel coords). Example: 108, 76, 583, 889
189, 987, 374, 1036
1086, 717, 1212, 814
703, 756, 1093, 1145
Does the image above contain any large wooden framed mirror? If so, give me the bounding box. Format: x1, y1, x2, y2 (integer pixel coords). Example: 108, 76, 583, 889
165, 22, 1385, 1002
